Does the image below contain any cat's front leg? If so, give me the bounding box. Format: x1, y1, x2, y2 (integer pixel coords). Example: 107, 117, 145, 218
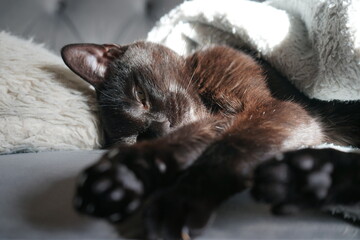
143, 140, 253, 239
251, 148, 360, 214
74, 118, 226, 222
142, 100, 326, 239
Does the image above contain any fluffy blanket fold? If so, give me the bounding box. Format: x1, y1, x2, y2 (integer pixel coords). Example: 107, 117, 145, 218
147, 0, 360, 101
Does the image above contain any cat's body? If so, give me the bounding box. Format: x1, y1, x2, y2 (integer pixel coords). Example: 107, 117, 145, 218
61, 42, 360, 239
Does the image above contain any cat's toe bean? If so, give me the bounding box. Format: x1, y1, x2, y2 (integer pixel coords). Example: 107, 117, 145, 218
320, 162, 333, 173
305, 171, 332, 199
306, 171, 331, 189
126, 199, 141, 213
92, 178, 112, 194
115, 165, 144, 194
107, 148, 120, 159
108, 188, 125, 202
155, 159, 167, 173
94, 161, 112, 172
107, 213, 123, 223
271, 164, 289, 182
292, 154, 315, 170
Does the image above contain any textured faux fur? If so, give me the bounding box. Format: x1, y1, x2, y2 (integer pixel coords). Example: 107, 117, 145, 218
0, 32, 103, 153
147, 0, 360, 101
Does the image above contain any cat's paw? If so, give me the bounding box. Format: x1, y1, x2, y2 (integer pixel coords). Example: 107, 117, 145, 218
143, 187, 215, 240
251, 149, 334, 214
74, 146, 156, 222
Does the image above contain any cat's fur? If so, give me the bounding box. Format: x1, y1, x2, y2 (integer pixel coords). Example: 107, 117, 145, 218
61, 42, 360, 239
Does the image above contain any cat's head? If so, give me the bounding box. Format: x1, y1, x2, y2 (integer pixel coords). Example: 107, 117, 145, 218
61, 41, 201, 146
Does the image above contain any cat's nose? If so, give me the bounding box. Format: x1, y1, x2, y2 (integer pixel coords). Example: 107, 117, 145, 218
150, 120, 171, 136
137, 120, 171, 142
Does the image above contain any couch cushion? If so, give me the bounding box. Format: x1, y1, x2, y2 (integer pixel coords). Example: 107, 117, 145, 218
0, 150, 359, 239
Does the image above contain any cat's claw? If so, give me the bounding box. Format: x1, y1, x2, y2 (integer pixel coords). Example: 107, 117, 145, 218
251, 149, 334, 214
74, 148, 147, 222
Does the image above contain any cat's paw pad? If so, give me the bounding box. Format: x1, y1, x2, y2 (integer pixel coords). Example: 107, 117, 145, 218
74, 150, 144, 222
251, 150, 334, 213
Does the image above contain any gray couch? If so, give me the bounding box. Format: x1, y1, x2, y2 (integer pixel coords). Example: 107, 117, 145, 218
0, 0, 359, 239
0, 0, 180, 52
2, 151, 359, 239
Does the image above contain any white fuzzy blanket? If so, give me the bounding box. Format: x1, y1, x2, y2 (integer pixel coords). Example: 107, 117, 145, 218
0, 32, 103, 153
147, 0, 360, 220
147, 0, 360, 101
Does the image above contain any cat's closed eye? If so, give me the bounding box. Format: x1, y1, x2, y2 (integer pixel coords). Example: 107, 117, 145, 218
134, 85, 148, 108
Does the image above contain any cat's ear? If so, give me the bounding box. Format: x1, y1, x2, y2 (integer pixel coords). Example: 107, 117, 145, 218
61, 43, 124, 88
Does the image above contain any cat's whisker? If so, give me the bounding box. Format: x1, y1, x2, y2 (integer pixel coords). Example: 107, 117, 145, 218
186, 70, 196, 93
96, 88, 122, 103
98, 104, 121, 108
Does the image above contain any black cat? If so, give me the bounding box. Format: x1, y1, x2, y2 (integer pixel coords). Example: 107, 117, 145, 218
61, 42, 360, 239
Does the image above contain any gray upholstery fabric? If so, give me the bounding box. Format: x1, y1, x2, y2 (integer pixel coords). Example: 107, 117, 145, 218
0, 0, 181, 53
0, 151, 118, 239
1, 151, 359, 239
